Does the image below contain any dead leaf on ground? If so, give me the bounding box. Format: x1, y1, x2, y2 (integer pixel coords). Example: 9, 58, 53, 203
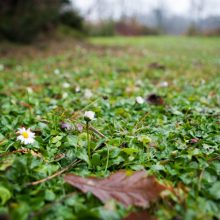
19, 101, 32, 108
148, 62, 166, 71
123, 211, 157, 220
64, 170, 167, 208
189, 138, 200, 144
29, 150, 43, 158
192, 60, 203, 68
146, 94, 164, 105
54, 153, 66, 161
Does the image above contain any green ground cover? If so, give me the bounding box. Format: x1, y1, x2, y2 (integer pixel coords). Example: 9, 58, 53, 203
0, 37, 220, 220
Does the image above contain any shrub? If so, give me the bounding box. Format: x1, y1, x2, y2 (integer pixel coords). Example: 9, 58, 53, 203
0, 0, 83, 43
115, 19, 159, 36
203, 28, 220, 36
86, 21, 116, 36
59, 10, 83, 31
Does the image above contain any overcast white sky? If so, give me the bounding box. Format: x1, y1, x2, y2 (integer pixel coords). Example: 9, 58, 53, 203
72, 0, 220, 20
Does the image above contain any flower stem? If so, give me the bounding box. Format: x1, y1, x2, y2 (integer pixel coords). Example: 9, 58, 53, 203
86, 121, 91, 159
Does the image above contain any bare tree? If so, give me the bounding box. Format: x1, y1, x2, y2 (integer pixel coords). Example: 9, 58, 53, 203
153, 0, 167, 32
190, 0, 206, 26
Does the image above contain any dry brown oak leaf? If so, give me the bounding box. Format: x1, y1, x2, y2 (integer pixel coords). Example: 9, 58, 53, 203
64, 170, 167, 208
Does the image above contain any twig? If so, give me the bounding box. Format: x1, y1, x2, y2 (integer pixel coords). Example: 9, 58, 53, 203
25, 159, 80, 186
77, 122, 106, 139
0, 149, 44, 161
89, 125, 106, 138
0, 149, 24, 158
80, 98, 100, 112
208, 155, 220, 162
0, 149, 31, 158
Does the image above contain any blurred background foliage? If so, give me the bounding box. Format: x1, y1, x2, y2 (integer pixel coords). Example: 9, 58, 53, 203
0, 0, 84, 43
0, 0, 220, 43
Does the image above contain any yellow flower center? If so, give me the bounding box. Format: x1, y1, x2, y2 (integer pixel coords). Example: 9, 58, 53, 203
22, 131, 29, 138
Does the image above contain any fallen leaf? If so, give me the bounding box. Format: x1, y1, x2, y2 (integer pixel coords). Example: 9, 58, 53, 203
148, 62, 166, 71
123, 211, 157, 220
189, 138, 199, 144
146, 94, 164, 105
54, 153, 66, 161
64, 170, 166, 208
19, 101, 32, 108
29, 150, 43, 158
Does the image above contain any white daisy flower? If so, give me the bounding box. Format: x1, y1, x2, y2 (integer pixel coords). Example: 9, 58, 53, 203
135, 80, 143, 87
136, 96, 145, 104
75, 86, 81, 93
84, 111, 95, 121
62, 82, 70, 88
158, 81, 169, 87
201, 79, 205, 85
84, 89, 93, 99
26, 87, 33, 94
54, 69, 60, 75
62, 92, 68, 99
0, 64, 4, 71
17, 127, 35, 145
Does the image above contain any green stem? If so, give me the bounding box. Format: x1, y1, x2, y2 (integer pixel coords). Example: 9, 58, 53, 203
104, 144, 109, 173
86, 122, 91, 159
27, 91, 32, 120
147, 145, 150, 161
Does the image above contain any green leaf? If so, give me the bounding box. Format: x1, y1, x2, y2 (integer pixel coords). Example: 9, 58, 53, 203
209, 182, 220, 200
75, 148, 90, 165
137, 135, 151, 145
121, 148, 138, 155
51, 136, 62, 144
91, 153, 101, 166
45, 190, 56, 201
66, 135, 78, 147
0, 186, 11, 205
0, 155, 15, 171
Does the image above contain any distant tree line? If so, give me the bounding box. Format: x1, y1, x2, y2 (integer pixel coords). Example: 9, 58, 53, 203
0, 0, 84, 43
84, 0, 220, 36
86, 18, 160, 37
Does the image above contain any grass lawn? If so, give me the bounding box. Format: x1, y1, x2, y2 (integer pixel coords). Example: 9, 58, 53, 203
0, 36, 220, 220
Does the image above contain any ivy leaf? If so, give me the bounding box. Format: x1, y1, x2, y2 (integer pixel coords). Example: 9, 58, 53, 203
209, 181, 220, 200
137, 135, 152, 145
64, 170, 167, 208
121, 148, 138, 155
0, 186, 11, 205
0, 155, 15, 171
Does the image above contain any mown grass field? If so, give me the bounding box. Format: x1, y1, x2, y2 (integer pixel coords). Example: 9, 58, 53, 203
0, 37, 220, 220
